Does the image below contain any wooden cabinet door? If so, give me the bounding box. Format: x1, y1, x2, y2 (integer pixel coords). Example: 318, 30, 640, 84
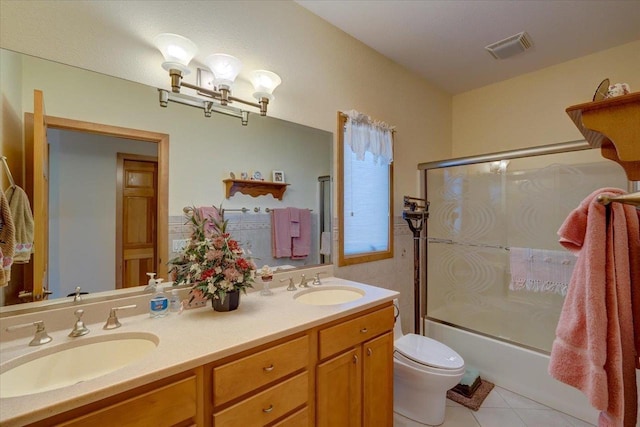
363, 332, 394, 427
117, 156, 157, 288
316, 347, 362, 427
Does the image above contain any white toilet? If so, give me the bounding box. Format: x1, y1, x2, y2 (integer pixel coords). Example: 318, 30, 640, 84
393, 300, 465, 426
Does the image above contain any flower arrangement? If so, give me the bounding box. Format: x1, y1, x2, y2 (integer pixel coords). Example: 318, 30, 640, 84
169, 207, 256, 304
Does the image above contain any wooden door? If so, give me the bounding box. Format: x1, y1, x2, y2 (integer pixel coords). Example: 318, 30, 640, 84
316, 347, 362, 427
24, 89, 48, 301
117, 155, 157, 288
363, 332, 394, 427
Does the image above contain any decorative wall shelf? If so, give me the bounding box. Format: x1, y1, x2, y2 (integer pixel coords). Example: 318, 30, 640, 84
223, 179, 289, 200
566, 91, 640, 180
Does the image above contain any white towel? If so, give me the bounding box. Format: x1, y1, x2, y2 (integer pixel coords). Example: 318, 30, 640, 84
320, 231, 332, 255
509, 247, 574, 296
5, 186, 34, 263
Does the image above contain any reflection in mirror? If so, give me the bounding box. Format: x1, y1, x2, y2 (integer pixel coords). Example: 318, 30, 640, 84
0, 48, 332, 312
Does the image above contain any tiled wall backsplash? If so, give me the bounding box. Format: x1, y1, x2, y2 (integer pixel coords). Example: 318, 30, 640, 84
168, 213, 322, 270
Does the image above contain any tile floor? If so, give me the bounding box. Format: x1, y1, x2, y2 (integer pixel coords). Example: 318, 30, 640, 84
394, 386, 595, 427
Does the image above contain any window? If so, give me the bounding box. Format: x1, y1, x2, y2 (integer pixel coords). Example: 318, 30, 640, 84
337, 111, 394, 266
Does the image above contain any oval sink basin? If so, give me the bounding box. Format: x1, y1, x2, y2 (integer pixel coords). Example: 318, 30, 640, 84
0, 332, 158, 398
294, 285, 365, 305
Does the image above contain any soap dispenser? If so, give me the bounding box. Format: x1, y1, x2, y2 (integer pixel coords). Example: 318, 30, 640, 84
149, 279, 168, 318
145, 272, 157, 292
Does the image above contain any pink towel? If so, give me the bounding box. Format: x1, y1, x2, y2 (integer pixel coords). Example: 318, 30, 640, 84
271, 208, 292, 258
549, 188, 639, 427
292, 209, 311, 259
288, 207, 300, 238
197, 206, 221, 237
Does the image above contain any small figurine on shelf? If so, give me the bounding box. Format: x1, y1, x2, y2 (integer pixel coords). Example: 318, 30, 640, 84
258, 265, 274, 296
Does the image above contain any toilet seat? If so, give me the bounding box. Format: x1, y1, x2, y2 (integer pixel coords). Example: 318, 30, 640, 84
394, 333, 464, 370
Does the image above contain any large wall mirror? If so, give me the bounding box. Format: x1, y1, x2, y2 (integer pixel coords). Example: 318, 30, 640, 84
0, 48, 332, 313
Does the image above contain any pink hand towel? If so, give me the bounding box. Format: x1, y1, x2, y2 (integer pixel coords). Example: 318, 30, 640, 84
271, 208, 292, 258
292, 209, 311, 259
288, 207, 300, 238
549, 188, 639, 427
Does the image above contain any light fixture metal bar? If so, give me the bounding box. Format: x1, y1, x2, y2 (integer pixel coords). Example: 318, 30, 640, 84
182, 79, 263, 111
158, 89, 250, 125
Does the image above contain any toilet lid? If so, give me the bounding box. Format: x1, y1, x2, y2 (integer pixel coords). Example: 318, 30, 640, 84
395, 334, 464, 370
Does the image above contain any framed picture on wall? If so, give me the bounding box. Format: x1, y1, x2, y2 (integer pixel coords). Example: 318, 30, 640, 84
272, 170, 285, 183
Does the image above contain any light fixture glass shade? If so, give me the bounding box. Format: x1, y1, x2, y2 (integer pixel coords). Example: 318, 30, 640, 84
154, 33, 198, 74
204, 54, 242, 89
250, 70, 282, 101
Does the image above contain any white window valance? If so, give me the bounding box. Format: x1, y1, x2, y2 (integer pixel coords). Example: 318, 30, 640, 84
342, 109, 394, 165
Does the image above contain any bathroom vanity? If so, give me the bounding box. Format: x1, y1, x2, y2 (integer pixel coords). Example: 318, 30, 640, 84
0, 276, 398, 426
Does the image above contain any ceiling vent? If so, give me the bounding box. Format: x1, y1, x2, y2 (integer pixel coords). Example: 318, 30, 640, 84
485, 32, 532, 59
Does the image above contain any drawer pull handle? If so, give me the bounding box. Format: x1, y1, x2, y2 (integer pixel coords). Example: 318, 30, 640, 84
353, 355, 358, 364
263, 404, 274, 413
367, 348, 373, 356
360, 327, 368, 333
263, 364, 275, 372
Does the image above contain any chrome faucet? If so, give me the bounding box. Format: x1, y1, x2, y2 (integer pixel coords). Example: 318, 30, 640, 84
6, 320, 53, 346
280, 277, 296, 291
103, 304, 137, 330
298, 274, 311, 288
312, 272, 327, 286
69, 309, 90, 337
73, 286, 83, 302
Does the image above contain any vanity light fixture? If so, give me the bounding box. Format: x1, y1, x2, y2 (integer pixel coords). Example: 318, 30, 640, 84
154, 33, 282, 125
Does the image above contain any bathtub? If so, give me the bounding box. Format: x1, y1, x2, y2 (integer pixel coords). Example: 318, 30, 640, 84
424, 318, 604, 425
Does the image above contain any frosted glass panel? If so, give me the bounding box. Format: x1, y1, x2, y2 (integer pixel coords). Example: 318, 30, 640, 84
426, 149, 628, 353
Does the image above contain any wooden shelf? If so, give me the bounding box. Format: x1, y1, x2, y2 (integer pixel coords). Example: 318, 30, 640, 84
566, 91, 640, 180
222, 179, 289, 200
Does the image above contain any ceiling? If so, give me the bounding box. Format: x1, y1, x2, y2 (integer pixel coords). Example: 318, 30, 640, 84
296, 0, 640, 94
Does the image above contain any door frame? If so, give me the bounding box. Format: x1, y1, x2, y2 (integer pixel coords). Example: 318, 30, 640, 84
27, 114, 170, 283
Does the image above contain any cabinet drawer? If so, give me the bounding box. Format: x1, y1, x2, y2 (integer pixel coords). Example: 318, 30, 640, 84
213, 371, 308, 427
214, 335, 308, 405
319, 305, 394, 360
59, 376, 197, 427
272, 406, 309, 427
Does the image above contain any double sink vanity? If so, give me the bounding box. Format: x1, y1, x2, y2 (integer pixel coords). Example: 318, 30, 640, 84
0, 268, 398, 426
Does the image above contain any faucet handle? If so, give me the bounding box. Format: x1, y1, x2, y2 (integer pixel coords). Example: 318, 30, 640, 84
69, 309, 90, 337
6, 320, 53, 346
103, 304, 137, 330
313, 272, 328, 286
298, 274, 311, 288
279, 277, 296, 291
73, 286, 83, 302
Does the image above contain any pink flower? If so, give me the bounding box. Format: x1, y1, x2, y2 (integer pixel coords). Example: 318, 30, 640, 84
212, 236, 226, 249
224, 267, 241, 282
206, 249, 223, 261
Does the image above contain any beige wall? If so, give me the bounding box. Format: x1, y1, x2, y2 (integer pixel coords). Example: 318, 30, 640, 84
452, 40, 640, 157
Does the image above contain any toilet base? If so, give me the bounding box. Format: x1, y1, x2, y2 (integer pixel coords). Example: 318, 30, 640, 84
393, 356, 464, 426
394, 381, 447, 426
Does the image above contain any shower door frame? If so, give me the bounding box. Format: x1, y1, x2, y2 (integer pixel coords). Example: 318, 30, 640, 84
416, 139, 601, 351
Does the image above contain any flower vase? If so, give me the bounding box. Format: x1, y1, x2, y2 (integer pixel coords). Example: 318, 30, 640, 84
211, 291, 240, 312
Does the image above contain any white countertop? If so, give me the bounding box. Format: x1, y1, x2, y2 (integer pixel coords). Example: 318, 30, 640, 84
0, 277, 398, 426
